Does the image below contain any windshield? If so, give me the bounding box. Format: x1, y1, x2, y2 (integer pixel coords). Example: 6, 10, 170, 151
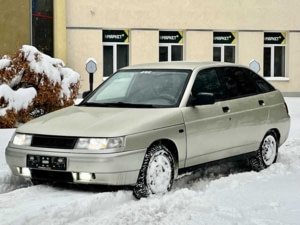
82, 69, 191, 108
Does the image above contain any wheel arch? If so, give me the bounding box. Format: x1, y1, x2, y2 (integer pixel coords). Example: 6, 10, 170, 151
149, 139, 179, 177
266, 128, 280, 144
249, 128, 280, 171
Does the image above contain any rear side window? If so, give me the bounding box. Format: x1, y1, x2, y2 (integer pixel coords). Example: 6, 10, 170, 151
192, 68, 225, 101
221, 67, 258, 98
247, 69, 275, 93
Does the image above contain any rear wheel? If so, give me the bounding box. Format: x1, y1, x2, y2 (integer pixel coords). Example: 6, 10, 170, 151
133, 144, 175, 199
249, 131, 278, 171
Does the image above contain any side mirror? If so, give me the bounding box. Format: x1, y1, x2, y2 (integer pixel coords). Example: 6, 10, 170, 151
190, 92, 215, 106
82, 91, 91, 98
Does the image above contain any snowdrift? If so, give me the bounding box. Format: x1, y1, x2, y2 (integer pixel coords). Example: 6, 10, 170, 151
0, 45, 80, 128
0, 98, 299, 225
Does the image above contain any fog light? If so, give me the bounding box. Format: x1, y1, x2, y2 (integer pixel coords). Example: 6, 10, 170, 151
78, 172, 93, 181
19, 167, 31, 177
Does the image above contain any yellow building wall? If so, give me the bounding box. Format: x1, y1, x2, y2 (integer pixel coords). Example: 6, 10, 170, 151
65, 0, 300, 94
185, 31, 213, 61
130, 30, 159, 65
238, 32, 264, 74
272, 32, 300, 95
54, 0, 67, 62
0, 0, 30, 56
67, 29, 102, 92
66, 0, 300, 31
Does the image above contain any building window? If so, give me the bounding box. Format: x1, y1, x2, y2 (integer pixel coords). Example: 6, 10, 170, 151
159, 31, 183, 62
32, 0, 53, 57
213, 32, 236, 63
103, 30, 129, 77
263, 32, 286, 77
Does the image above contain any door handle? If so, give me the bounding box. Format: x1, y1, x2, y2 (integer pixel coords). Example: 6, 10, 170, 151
222, 106, 230, 113
258, 100, 265, 106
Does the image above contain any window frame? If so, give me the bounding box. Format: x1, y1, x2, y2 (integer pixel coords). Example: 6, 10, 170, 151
103, 42, 129, 77
213, 32, 237, 63
263, 44, 286, 78
159, 31, 184, 62
159, 43, 183, 62
213, 44, 236, 63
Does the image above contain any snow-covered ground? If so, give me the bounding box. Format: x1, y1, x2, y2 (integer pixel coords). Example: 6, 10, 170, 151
0, 98, 299, 225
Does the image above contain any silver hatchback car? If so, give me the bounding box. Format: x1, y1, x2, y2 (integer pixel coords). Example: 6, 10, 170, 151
6, 62, 290, 198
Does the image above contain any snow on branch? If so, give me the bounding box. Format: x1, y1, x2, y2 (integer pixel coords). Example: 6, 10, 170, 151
0, 45, 80, 128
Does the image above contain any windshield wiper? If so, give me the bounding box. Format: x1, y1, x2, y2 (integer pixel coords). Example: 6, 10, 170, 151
78, 102, 105, 107
107, 102, 156, 108
80, 102, 156, 108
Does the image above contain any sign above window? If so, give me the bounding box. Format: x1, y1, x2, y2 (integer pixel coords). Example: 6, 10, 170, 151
159, 31, 183, 44
264, 32, 286, 45
103, 30, 129, 43
213, 32, 236, 44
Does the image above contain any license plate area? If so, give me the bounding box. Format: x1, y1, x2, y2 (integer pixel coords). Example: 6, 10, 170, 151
27, 155, 67, 171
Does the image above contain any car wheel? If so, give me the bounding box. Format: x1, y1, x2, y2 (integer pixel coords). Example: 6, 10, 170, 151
133, 144, 175, 199
249, 131, 278, 171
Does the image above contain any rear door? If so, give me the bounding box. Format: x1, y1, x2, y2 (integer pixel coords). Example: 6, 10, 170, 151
219, 67, 270, 153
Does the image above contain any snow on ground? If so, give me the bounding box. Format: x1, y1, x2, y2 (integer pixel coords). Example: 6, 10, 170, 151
0, 98, 299, 225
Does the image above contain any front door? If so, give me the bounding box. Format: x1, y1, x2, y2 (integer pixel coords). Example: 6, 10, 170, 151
181, 68, 234, 167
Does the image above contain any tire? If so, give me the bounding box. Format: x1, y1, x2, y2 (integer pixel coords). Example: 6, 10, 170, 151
249, 131, 278, 171
133, 144, 175, 199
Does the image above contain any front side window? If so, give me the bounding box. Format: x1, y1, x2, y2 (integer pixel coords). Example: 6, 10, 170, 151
103, 30, 129, 77
263, 32, 286, 77
191, 68, 224, 101
84, 70, 190, 108
159, 31, 183, 62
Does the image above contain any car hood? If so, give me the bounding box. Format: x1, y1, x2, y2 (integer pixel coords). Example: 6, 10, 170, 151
17, 106, 184, 137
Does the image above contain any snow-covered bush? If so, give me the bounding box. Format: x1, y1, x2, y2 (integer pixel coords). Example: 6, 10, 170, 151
0, 45, 80, 128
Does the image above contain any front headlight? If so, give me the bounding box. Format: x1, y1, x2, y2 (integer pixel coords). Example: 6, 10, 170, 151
76, 137, 124, 150
12, 133, 32, 146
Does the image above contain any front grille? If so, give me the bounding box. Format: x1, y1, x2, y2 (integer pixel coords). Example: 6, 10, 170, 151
31, 169, 73, 183
31, 135, 77, 149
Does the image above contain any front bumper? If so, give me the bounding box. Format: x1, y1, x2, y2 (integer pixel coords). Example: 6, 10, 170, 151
5, 145, 146, 186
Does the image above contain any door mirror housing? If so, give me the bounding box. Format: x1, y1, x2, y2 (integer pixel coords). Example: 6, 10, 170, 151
82, 91, 91, 98
190, 92, 215, 106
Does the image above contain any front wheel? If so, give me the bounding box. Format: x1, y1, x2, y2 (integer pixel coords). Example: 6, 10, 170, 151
249, 131, 278, 171
133, 145, 175, 199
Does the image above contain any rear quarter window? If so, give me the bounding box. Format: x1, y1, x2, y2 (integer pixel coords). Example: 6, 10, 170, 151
220, 67, 276, 100
247, 69, 275, 93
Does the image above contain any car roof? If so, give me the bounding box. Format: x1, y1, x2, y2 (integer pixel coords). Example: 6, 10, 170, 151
120, 61, 245, 71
